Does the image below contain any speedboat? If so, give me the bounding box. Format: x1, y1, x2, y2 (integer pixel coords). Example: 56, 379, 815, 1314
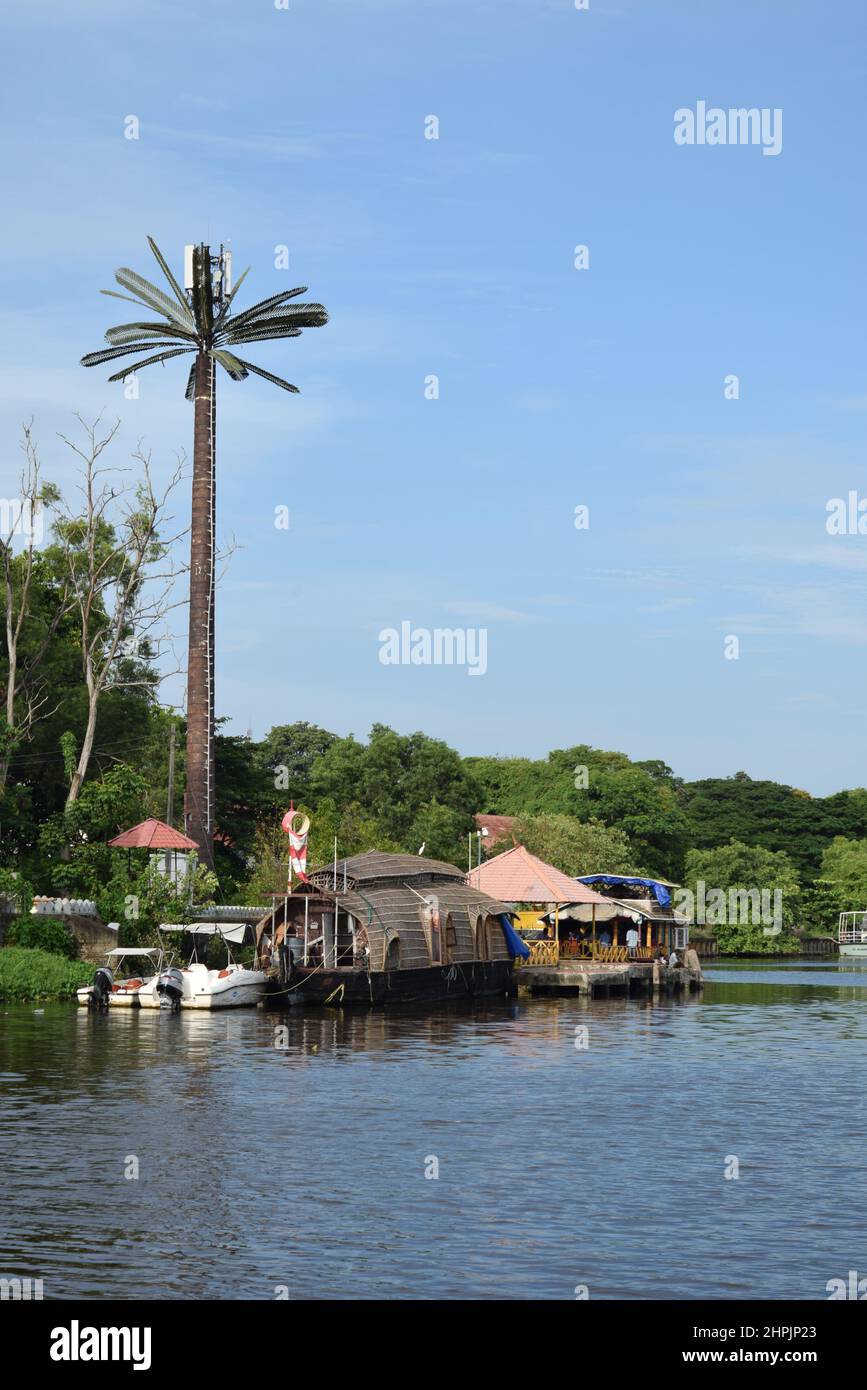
156, 922, 267, 1008
177, 960, 266, 1009
77, 947, 164, 1009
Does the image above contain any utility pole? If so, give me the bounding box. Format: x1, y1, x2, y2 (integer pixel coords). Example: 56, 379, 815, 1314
165, 719, 176, 878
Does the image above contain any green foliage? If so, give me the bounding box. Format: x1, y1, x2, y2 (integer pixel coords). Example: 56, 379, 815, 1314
0, 867, 34, 915
309, 725, 479, 864
0, 947, 92, 1001
819, 836, 867, 901
684, 840, 800, 900
712, 921, 801, 957
258, 721, 338, 804
681, 777, 867, 880
797, 838, 867, 934
510, 814, 642, 877
468, 745, 689, 878
4, 916, 77, 959
98, 859, 218, 947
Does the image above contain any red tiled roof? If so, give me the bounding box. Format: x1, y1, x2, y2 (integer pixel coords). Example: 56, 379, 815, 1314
466, 844, 609, 905
108, 818, 198, 850
474, 813, 516, 846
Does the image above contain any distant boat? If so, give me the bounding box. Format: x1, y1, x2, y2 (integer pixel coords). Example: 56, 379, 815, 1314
838, 911, 867, 958
77, 947, 165, 1008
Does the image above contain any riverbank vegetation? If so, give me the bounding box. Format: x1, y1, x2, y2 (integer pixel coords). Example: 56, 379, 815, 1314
0, 947, 92, 1002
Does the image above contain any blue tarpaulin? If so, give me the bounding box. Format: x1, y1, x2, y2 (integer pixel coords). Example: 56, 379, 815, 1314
577, 875, 672, 909
500, 914, 531, 959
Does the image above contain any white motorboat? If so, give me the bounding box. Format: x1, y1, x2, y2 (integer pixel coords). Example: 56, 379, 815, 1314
176, 960, 266, 1009
838, 911, 867, 958
77, 947, 164, 1008
157, 922, 267, 1008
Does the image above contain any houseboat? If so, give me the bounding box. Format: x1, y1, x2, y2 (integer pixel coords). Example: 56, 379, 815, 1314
254, 851, 519, 1006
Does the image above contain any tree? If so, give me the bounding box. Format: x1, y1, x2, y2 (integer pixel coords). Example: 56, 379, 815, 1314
467, 743, 690, 877
803, 837, 867, 932
0, 423, 66, 796
259, 721, 338, 803
683, 839, 801, 928
310, 725, 480, 848
510, 813, 642, 877
681, 775, 845, 880
53, 419, 184, 807
81, 237, 328, 869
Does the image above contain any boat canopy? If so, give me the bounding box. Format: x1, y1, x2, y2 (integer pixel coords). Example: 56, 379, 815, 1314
577, 874, 674, 908
159, 922, 249, 945
105, 947, 161, 957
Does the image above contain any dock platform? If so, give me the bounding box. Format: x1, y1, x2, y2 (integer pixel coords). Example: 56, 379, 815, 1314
517, 959, 703, 998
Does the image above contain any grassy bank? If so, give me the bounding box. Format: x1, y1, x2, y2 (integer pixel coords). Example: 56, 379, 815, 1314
0, 947, 93, 1002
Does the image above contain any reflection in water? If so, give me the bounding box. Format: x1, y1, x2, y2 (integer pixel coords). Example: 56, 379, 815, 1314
1, 961, 865, 1299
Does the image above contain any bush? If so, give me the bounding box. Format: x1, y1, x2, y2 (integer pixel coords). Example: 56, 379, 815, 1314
0, 947, 93, 1001
4, 916, 78, 959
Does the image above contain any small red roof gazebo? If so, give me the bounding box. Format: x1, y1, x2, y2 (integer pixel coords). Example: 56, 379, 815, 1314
108, 818, 198, 851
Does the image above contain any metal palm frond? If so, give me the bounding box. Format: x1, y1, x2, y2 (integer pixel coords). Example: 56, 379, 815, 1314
80, 236, 328, 393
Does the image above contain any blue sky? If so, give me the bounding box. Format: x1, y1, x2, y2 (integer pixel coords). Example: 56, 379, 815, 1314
2, 0, 865, 793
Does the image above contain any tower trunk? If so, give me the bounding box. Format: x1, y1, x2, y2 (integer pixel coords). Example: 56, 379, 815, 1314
184, 348, 216, 871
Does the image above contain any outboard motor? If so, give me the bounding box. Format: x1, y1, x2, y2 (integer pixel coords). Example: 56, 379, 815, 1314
156, 965, 184, 1013
90, 966, 114, 1010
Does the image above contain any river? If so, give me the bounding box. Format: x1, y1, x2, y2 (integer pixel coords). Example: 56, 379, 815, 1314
1, 959, 865, 1299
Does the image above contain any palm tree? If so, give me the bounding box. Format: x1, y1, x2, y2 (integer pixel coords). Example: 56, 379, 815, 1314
81, 238, 328, 870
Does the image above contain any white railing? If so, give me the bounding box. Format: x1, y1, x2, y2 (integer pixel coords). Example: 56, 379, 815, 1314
838, 912, 867, 943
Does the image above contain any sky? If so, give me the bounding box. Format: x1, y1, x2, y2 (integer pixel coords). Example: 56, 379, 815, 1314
1, 0, 865, 794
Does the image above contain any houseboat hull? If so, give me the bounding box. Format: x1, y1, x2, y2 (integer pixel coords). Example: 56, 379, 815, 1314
839, 943, 867, 958
269, 959, 513, 1007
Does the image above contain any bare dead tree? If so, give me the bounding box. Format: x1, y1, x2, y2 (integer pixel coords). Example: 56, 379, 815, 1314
55, 415, 188, 807
0, 423, 70, 797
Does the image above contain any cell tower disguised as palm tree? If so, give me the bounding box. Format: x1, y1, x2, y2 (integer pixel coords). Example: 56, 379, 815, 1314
82, 238, 328, 870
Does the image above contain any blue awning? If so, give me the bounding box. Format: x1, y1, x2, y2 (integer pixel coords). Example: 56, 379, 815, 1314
577, 875, 672, 909
500, 914, 530, 959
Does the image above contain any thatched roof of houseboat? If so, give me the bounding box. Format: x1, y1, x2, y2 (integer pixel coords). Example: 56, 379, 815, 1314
310, 849, 465, 887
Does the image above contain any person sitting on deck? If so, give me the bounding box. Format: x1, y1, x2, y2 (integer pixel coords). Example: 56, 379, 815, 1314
668, 950, 679, 967
598, 929, 612, 948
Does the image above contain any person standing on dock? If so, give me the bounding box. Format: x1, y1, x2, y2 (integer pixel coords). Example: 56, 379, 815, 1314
626, 925, 639, 959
